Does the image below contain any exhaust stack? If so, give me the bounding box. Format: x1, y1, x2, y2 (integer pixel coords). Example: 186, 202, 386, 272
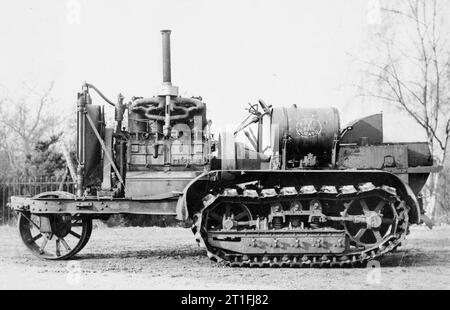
161, 30, 172, 84
159, 30, 178, 137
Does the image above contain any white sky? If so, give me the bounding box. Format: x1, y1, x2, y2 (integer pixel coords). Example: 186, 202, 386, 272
0, 0, 426, 142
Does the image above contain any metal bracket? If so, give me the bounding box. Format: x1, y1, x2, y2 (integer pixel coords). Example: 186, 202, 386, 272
76, 202, 93, 209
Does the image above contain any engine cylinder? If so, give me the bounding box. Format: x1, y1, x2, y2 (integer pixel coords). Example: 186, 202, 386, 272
128, 111, 148, 134
271, 106, 340, 166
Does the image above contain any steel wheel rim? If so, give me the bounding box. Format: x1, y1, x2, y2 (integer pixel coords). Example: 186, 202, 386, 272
205, 203, 252, 231
343, 196, 398, 247
17, 192, 92, 260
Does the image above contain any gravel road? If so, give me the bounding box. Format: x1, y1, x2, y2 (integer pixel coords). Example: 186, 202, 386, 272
0, 223, 449, 289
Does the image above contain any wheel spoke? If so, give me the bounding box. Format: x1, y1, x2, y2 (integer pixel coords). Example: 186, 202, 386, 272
235, 211, 249, 221
69, 230, 81, 239
382, 218, 394, 225
39, 234, 50, 254
30, 233, 43, 242
374, 200, 386, 213
59, 238, 71, 251
373, 230, 383, 242
344, 200, 354, 208
355, 228, 366, 240
209, 212, 223, 222
225, 205, 231, 217
360, 199, 370, 214
55, 239, 61, 257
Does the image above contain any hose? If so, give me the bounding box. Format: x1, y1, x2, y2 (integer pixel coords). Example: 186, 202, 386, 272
84, 83, 116, 106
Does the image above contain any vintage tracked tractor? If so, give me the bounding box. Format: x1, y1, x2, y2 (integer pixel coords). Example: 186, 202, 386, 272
11, 30, 440, 267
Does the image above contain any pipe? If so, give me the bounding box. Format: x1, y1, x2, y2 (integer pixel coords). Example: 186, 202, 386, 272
84, 82, 115, 106
161, 30, 172, 84
76, 87, 88, 197
164, 95, 171, 137
115, 93, 125, 132
161, 30, 172, 137
131, 97, 205, 121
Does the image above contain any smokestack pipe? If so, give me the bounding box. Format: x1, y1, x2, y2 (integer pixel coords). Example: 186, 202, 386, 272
161, 30, 172, 84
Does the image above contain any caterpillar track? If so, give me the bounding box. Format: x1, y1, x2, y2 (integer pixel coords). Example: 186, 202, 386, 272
192, 181, 410, 268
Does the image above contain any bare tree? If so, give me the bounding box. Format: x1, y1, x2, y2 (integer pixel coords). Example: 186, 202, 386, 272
358, 0, 450, 221
0, 81, 59, 178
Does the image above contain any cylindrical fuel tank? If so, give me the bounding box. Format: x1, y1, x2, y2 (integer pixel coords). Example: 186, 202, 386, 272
271, 106, 340, 166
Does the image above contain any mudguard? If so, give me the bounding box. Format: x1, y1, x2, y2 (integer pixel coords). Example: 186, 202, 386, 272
180, 169, 421, 224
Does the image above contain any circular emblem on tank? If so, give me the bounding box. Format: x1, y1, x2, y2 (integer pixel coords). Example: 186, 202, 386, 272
295, 118, 323, 137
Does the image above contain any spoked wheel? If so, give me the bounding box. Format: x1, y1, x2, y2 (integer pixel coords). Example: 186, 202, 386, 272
205, 203, 252, 231
18, 192, 92, 260
343, 196, 399, 247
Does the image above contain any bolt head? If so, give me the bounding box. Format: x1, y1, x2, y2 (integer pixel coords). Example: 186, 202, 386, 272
366, 213, 382, 228
222, 219, 234, 231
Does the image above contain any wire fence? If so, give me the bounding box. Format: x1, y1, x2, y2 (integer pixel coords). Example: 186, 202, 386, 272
0, 176, 76, 225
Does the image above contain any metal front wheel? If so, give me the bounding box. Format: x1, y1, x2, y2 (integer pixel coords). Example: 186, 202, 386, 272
17, 192, 92, 260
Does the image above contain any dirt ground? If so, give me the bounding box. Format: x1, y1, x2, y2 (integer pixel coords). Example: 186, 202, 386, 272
0, 223, 449, 290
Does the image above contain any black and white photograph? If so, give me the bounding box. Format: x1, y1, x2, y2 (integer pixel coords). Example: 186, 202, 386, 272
0, 0, 449, 295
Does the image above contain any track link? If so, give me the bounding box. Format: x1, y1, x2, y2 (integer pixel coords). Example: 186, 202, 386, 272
193, 183, 409, 268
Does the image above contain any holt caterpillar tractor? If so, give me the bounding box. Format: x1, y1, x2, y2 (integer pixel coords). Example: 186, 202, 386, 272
10, 30, 440, 267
